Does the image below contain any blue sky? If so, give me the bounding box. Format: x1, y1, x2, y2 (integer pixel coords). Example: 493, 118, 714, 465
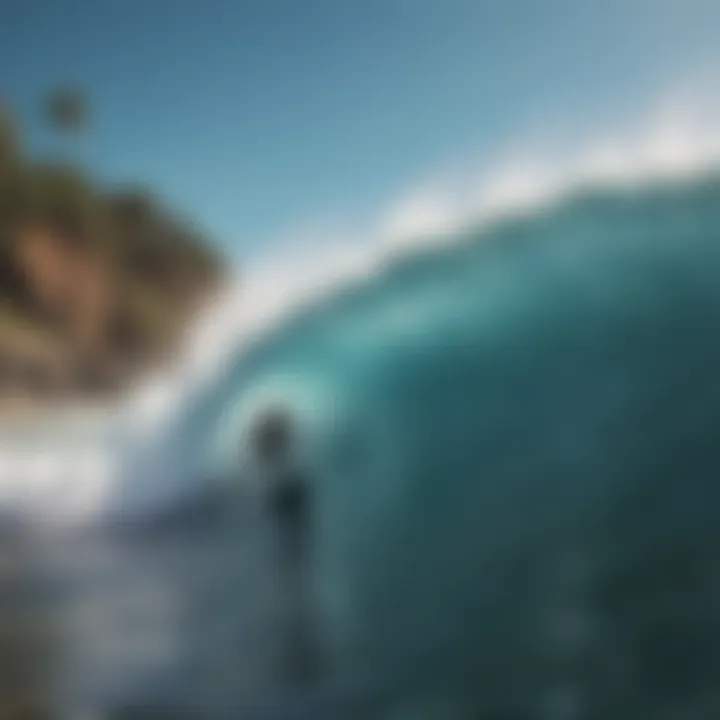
2, 0, 720, 259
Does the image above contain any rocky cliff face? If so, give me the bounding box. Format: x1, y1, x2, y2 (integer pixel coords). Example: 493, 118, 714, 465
0, 218, 223, 400
0, 100, 226, 404
0, 146, 224, 402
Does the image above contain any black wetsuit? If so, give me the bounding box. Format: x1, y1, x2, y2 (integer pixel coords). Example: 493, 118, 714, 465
266, 469, 320, 688
268, 469, 311, 570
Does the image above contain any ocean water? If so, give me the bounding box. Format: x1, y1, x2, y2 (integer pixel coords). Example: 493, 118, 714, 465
4, 171, 720, 717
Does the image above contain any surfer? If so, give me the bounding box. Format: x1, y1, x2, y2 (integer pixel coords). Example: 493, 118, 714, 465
250, 407, 321, 690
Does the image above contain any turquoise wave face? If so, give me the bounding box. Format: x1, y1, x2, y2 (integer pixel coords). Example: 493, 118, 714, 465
177, 174, 720, 710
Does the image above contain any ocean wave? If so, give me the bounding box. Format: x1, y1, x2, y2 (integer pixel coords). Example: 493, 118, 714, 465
4, 96, 720, 527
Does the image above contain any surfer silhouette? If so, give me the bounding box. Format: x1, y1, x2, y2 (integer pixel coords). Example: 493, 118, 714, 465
250, 407, 321, 689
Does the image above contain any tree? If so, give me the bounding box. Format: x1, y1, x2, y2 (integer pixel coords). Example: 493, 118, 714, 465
44, 87, 88, 135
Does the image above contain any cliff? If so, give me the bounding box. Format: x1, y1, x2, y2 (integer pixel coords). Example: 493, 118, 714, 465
0, 104, 225, 402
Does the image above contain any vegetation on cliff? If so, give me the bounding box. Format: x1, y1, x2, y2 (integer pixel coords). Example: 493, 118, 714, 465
0, 91, 225, 401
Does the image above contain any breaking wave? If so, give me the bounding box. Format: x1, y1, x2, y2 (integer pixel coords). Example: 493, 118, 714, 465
4, 100, 720, 528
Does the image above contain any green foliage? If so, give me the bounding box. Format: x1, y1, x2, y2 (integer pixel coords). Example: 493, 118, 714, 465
105, 188, 223, 284
15, 163, 105, 244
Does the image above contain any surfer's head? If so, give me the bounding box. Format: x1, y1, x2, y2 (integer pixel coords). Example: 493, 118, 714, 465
250, 406, 295, 462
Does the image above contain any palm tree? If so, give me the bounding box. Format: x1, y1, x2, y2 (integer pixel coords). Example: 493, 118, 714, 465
44, 87, 88, 135
41, 87, 91, 219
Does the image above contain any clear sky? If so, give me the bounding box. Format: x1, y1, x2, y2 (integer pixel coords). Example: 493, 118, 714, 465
2, 0, 720, 258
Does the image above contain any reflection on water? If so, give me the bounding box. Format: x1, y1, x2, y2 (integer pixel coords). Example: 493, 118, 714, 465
0, 487, 327, 719
0, 519, 56, 718
5, 467, 720, 719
